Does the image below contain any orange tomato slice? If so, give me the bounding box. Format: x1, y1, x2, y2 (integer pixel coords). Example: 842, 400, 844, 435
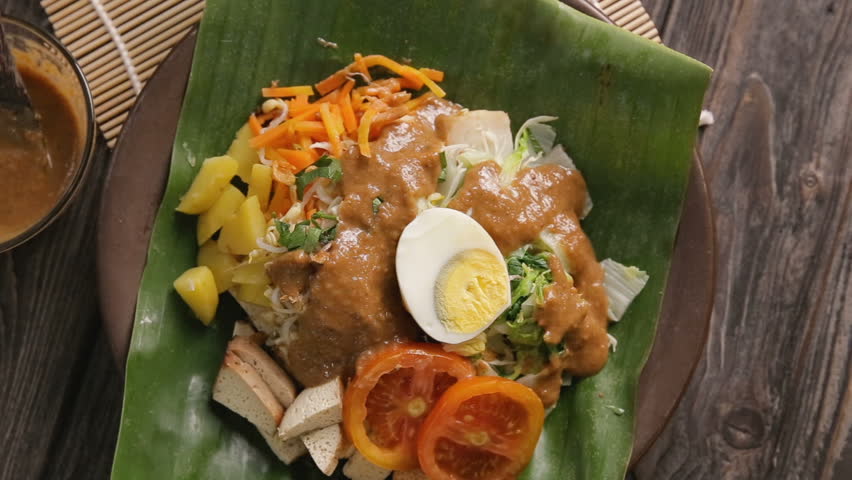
343, 343, 476, 470
417, 376, 545, 480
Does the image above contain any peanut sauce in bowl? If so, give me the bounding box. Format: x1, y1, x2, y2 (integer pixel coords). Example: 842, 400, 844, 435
0, 17, 95, 251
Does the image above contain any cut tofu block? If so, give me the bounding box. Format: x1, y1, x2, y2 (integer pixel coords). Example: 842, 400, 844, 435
393, 470, 429, 480
302, 423, 343, 476
232, 320, 257, 337
278, 378, 343, 440
212, 351, 283, 435
343, 451, 391, 480
260, 428, 307, 465
228, 336, 297, 407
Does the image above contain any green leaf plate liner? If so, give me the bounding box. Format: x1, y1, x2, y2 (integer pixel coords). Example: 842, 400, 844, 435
112, 0, 711, 478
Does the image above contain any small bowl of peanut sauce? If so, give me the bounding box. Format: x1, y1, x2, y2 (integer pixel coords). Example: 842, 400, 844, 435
0, 16, 96, 252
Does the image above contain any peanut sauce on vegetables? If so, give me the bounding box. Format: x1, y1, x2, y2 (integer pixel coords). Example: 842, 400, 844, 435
271, 99, 460, 386
0, 66, 79, 243
269, 100, 609, 403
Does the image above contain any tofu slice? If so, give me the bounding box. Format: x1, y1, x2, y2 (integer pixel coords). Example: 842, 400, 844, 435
212, 351, 283, 435
393, 470, 429, 480
278, 378, 343, 440
260, 428, 307, 465
343, 451, 391, 480
302, 423, 344, 476
228, 336, 297, 407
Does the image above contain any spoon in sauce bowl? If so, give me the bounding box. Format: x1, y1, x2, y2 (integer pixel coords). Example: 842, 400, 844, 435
0, 17, 92, 250
0, 22, 53, 169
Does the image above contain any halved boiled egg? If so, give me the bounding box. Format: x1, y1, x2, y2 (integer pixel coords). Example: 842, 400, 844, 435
396, 208, 511, 344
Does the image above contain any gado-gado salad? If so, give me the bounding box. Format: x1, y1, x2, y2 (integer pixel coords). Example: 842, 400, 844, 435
172, 54, 649, 480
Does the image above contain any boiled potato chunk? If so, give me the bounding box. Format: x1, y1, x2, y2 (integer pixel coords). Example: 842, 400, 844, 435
247, 163, 273, 211
176, 155, 239, 214
197, 185, 245, 245
173, 266, 219, 325
227, 123, 260, 183
218, 196, 267, 255
197, 241, 240, 293
231, 262, 271, 285
236, 282, 271, 307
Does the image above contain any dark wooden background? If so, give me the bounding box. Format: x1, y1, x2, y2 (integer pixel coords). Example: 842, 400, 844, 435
0, 0, 849, 479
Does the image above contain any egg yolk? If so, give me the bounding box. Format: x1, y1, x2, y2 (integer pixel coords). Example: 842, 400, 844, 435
434, 249, 509, 333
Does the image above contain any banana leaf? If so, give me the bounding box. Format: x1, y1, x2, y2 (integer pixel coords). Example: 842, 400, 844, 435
112, 0, 711, 478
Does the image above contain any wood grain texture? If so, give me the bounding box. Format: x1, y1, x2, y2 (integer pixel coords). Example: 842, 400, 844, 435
637, 0, 852, 479
0, 3, 123, 479
0, 0, 849, 479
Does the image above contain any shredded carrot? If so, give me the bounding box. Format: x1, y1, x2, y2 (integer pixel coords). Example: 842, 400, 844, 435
262, 85, 314, 98
298, 135, 319, 160
370, 105, 409, 136
315, 69, 349, 96
268, 181, 293, 215
339, 79, 356, 98
398, 66, 425, 89
358, 108, 378, 157
340, 93, 358, 134
354, 53, 372, 81
316, 89, 341, 104
374, 78, 402, 93
250, 119, 294, 149
330, 104, 346, 136
304, 196, 317, 216
290, 104, 322, 121
288, 94, 311, 112
319, 103, 342, 157
277, 149, 314, 172
399, 77, 422, 90
419, 68, 444, 82
293, 120, 327, 136
248, 114, 263, 136
419, 75, 446, 98
403, 92, 437, 111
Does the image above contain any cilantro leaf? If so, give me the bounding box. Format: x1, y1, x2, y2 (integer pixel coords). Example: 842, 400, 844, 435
295, 155, 343, 199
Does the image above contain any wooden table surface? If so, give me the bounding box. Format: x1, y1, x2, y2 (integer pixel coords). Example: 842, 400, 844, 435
0, 1, 849, 479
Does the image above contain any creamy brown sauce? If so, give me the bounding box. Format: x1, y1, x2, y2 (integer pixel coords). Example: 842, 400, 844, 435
445, 148, 609, 406
269, 101, 609, 401
274, 99, 460, 386
0, 67, 80, 242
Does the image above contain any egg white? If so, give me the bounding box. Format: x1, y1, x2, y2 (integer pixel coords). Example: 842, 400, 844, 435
395, 208, 511, 344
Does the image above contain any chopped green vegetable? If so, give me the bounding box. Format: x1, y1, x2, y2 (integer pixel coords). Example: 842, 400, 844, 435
311, 212, 338, 221
488, 246, 557, 378
295, 155, 343, 199
274, 211, 338, 253
372, 197, 383, 214
437, 152, 448, 183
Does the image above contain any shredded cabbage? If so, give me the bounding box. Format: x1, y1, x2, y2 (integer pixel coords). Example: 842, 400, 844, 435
601, 258, 650, 321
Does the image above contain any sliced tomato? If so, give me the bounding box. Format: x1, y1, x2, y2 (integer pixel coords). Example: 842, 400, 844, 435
417, 376, 545, 480
343, 343, 476, 470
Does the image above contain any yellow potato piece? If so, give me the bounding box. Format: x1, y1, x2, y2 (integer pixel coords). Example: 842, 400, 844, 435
218, 196, 267, 255
197, 241, 239, 293
173, 266, 219, 325
236, 282, 271, 307
227, 123, 260, 183
231, 262, 270, 285
197, 185, 246, 245
176, 155, 239, 214
247, 163, 273, 211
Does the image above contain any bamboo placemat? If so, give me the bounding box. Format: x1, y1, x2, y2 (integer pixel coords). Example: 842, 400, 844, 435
40, 0, 659, 147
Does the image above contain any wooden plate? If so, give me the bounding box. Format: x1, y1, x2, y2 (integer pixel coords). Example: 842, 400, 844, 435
97, 26, 714, 466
